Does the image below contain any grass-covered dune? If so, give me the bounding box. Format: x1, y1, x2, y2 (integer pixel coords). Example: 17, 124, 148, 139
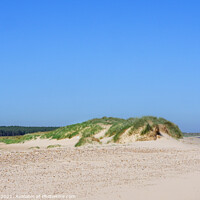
0, 116, 183, 146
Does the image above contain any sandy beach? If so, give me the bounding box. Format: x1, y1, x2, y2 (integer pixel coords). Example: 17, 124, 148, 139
1, 137, 200, 200
1, 0, 199, 199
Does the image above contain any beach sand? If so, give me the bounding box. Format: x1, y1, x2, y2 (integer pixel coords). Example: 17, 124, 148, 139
0, 137, 200, 200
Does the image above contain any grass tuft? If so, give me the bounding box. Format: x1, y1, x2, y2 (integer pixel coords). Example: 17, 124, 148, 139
47, 144, 61, 148
29, 146, 40, 149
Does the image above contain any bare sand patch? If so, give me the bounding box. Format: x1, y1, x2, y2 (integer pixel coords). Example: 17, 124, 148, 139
0, 137, 79, 151
0, 137, 200, 200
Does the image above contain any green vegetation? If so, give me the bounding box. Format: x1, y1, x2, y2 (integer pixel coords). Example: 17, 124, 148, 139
47, 144, 61, 148
87, 117, 125, 125
41, 122, 103, 147
183, 132, 200, 137
0, 132, 43, 144
163, 121, 183, 138
128, 116, 183, 139
0, 116, 183, 146
29, 146, 40, 149
141, 123, 153, 135
107, 119, 135, 142
74, 124, 103, 146
75, 137, 87, 147
0, 126, 59, 137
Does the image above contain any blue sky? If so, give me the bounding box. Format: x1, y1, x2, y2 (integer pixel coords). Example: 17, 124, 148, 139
0, 0, 200, 132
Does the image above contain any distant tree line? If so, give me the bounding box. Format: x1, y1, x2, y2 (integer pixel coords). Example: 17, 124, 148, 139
183, 132, 200, 137
0, 126, 59, 137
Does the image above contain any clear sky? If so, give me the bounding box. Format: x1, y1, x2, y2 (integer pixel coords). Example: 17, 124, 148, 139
0, 0, 200, 132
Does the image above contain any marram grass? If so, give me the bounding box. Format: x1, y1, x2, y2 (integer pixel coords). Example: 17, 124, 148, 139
0, 116, 183, 146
